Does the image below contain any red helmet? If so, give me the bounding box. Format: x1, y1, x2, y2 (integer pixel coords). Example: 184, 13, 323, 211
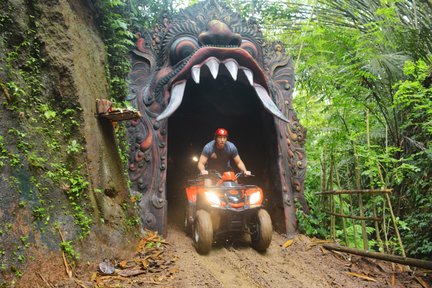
214, 128, 228, 137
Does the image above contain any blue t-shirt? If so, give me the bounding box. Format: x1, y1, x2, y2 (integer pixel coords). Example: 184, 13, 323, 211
201, 140, 239, 172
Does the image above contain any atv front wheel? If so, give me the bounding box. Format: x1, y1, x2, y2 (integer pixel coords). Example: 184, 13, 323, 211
194, 209, 213, 254
184, 202, 193, 236
251, 209, 273, 252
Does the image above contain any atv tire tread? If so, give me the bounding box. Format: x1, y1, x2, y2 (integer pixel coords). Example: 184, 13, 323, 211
194, 210, 213, 254
251, 209, 273, 252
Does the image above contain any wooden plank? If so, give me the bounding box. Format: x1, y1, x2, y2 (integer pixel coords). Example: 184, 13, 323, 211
322, 210, 381, 221
323, 243, 432, 270
99, 110, 141, 121
96, 99, 141, 121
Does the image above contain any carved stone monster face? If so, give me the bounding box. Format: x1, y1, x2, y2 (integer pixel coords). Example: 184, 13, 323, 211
133, 3, 287, 123
128, 0, 306, 236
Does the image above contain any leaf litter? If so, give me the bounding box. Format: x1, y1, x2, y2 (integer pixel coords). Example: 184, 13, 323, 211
92, 230, 178, 287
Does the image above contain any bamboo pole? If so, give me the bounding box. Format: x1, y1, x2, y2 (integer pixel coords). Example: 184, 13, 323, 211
320, 150, 326, 196
373, 140, 394, 255
339, 194, 349, 246
350, 194, 358, 249
322, 211, 381, 221
333, 196, 337, 241
335, 164, 342, 191
373, 202, 384, 252
317, 189, 392, 195
331, 194, 336, 240
320, 150, 328, 220
385, 193, 406, 257
341, 121, 367, 252
323, 244, 432, 270
382, 199, 390, 254
325, 195, 334, 240
330, 153, 336, 241
328, 152, 334, 192
335, 169, 348, 245
358, 193, 368, 250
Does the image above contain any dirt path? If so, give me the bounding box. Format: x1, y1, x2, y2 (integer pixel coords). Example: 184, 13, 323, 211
18, 216, 429, 287
19, 203, 428, 287
165, 221, 426, 288
166, 224, 327, 288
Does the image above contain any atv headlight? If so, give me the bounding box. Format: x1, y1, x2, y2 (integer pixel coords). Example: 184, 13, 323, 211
249, 191, 263, 206
205, 191, 221, 206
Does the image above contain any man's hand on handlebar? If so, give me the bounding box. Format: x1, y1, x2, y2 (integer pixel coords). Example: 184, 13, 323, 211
200, 170, 209, 175
243, 170, 252, 177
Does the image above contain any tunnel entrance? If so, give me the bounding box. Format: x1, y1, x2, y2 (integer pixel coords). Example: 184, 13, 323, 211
166, 74, 284, 230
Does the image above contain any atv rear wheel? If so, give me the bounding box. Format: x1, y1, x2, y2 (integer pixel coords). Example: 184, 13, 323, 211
194, 209, 213, 254
251, 209, 272, 252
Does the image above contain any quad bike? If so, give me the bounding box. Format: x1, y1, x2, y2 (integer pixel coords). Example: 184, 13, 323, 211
184, 171, 273, 254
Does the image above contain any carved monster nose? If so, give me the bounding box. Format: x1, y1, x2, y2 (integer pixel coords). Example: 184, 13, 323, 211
199, 20, 242, 46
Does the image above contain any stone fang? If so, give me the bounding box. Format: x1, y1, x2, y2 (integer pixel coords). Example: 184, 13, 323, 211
223, 59, 238, 80
253, 84, 289, 122
192, 66, 200, 84
205, 58, 219, 79
243, 68, 254, 85
156, 80, 187, 121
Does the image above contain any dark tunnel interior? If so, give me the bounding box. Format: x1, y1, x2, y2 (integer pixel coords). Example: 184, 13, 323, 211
166, 74, 285, 230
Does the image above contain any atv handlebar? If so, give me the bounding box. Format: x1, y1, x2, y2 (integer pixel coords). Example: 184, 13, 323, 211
198, 170, 254, 179
235, 171, 255, 178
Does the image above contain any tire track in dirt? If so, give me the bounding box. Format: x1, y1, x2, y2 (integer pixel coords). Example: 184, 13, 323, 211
166, 220, 425, 288
167, 223, 256, 287
195, 247, 258, 287
227, 233, 328, 288
167, 223, 329, 288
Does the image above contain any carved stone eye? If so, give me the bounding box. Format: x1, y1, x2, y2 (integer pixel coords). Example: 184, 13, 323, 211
240, 39, 259, 58
170, 36, 199, 64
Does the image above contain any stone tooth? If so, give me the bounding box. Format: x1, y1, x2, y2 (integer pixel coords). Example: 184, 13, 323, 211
205, 58, 219, 79
243, 68, 253, 85
192, 65, 200, 84
253, 84, 289, 123
156, 80, 187, 121
223, 59, 238, 81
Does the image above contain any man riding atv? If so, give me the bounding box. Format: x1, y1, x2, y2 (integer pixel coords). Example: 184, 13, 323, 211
197, 128, 251, 177
185, 128, 272, 254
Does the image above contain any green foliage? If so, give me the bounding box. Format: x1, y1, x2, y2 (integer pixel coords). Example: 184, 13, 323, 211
394, 59, 432, 136
261, 0, 432, 258
296, 191, 328, 238
390, 59, 432, 258
93, 0, 186, 101
404, 207, 432, 256
47, 164, 92, 238
60, 240, 80, 262
32, 205, 48, 222
336, 224, 377, 250
0, 136, 8, 168
38, 104, 57, 121
114, 123, 130, 178
126, 216, 140, 228
94, 0, 134, 101
66, 140, 83, 155
27, 152, 47, 169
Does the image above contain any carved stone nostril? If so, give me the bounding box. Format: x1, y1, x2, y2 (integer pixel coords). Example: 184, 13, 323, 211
199, 20, 242, 46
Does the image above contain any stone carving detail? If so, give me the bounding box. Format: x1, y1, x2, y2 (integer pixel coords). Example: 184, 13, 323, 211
127, 0, 307, 235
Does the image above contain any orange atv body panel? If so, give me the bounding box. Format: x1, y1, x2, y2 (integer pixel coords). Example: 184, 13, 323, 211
185, 172, 264, 207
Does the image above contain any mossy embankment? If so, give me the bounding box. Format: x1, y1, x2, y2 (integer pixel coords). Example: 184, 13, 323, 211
0, 0, 139, 285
